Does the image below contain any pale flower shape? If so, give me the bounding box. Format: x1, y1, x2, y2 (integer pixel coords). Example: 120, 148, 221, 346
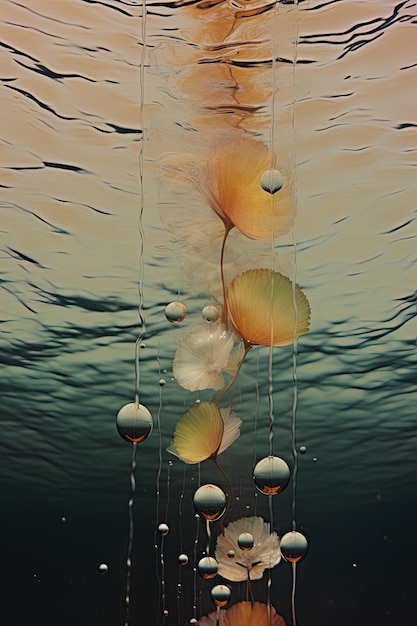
197, 601, 286, 626
173, 322, 239, 391
215, 516, 281, 581
167, 404, 241, 464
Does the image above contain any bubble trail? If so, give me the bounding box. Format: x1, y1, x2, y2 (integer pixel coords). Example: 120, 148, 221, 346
124, 442, 137, 626
289, 5, 302, 626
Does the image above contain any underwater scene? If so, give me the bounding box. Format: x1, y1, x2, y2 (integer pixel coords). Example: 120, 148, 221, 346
1, 0, 416, 625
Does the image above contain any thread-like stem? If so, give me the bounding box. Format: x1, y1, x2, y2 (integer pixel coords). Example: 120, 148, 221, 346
212, 458, 233, 528
220, 222, 233, 327
214, 343, 251, 405
124, 442, 137, 626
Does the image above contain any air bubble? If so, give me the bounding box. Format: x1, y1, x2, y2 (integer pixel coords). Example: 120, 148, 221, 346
280, 531, 308, 563
237, 532, 254, 551
197, 556, 218, 579
98, 563, 108, 575
210, 584, 231, 607
178, 554, 189, 566
158, 523, 169, 537
193, 484, 227, 521
253, 455, 290, 495
116, 403, 153, 443
202, 306, 220, 323
165, 301, 187, 323
260, 169, 284, 194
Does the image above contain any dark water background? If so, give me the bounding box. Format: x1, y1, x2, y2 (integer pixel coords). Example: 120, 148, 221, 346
1, 0, 417, 625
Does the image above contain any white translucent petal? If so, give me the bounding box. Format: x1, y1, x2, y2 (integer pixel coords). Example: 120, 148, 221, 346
218, 408, 241, 455
173, 323, 235, 391
166, 441, 199, 465
215, 516, 281, 582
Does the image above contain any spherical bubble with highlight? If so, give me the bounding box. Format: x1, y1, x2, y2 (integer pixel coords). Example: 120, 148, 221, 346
210, 584, 231, 607
280, 530, 308, 563
197, 556, 218, 579
158, 523, 169, 536
253, 455, 290, 495
193, 484, 227, 521
98, 563, 108, 575
237, 532, 254, 551
227, 550, 235, 559
299, 445, 307, 454
260, 169, 284, 194
159, 379, 166, 387
165, 301, 187, 323
202, 305, 220, 323
116, 403, 153, 443
178, 553, 189, 566
190, 619, 197, 625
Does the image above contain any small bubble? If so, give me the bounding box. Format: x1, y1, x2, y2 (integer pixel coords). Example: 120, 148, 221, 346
352, 563, 358, 568
162, 369, 168, 374
253, 455, 290, 495
197, 556, 218, 579
98, 563, 109, 575
227, 550, 235, 559
210, 584, 231, 608
163, 610, 168, 617
312, 457, 318, 463
158, 523, 169, 537
280, 530, 308, 563
61, 516, 66, 523
159, 379, 166, 386
140, 342, 146, 349
238, 532, 254, 551
168, 460, 173, 466
193, 484, 227, 522
116, 403, 153, 444
202, 306, 220, 323
299, 445, 307, 454
190, 620, 197, 625
178, 554, 189, 566
165, 301, 187, 323
260, 169, 284, 194
195, 399, 201, 405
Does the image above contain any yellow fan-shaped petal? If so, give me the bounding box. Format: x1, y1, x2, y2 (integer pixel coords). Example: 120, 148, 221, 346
226, 602, 286, 626
228, 269, 311, 347
203, 137, 294, 239
173, 402, 224, 463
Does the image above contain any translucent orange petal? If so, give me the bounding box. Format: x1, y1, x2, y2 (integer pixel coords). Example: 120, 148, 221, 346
228, 268, 311, 346
226, 601, 286, 626
203, 137, 294, 239
173, 402, 224, 463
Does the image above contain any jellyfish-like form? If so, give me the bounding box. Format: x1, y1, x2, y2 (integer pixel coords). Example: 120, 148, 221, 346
215, 516, 281, 582
168, 403, 241, 464
173, 322, 241, 391
227, 268, 311, 347
197, 601, 286, 626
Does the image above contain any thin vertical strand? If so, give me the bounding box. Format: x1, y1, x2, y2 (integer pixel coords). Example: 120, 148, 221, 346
160, 534, 167, 625
176, 466, 187, 626
252, 354, 260, 468
153, 363, 163, 625
124, 442, 137, 626
291, 7, 301, 626
205, 519, 211, 556
267, 0, 279, 460
291, 562, 297, 626
134, 0, 147, 404
192, 512, 200, 621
